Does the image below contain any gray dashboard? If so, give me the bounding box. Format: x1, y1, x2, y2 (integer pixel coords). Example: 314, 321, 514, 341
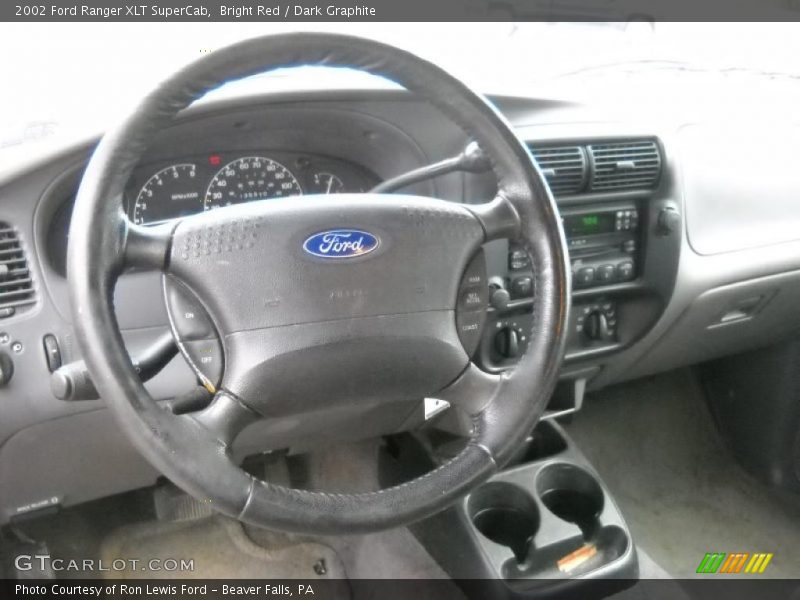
1, 89, 800, 523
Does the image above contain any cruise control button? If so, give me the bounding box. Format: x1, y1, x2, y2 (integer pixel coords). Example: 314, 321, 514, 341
182, 338, 224, 387
456, 311, 485, 358
460, 288, 485, 310
165, 278, 215, 341
461, 251, 487, 289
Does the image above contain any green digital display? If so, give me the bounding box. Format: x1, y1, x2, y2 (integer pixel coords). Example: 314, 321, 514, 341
564, 212, 615, 237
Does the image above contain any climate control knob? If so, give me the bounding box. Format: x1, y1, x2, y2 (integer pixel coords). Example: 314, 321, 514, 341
495, 327, 520, 358
657, 206, 681, 235
583, 310, 611, 341
0, 351, 13, 386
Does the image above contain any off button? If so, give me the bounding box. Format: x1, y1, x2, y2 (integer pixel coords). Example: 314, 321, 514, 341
182, 338, 224, 388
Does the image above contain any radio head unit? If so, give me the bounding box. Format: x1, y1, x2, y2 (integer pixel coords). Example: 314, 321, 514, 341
561, 203, 640, 289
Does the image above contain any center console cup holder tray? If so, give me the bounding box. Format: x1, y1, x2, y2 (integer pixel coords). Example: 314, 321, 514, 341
453, 422, 637, 593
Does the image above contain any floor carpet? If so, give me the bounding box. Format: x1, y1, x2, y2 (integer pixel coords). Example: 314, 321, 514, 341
565, 369, 800, 579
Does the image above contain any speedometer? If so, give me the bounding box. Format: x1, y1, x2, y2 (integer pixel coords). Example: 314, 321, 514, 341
133, 163, 201, 225
204, 156, 302, 210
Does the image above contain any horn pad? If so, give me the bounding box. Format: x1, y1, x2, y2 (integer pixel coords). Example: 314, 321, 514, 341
165, 193, 486, 414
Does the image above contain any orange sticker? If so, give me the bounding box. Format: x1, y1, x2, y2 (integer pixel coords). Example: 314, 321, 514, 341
557, 543, 598, 573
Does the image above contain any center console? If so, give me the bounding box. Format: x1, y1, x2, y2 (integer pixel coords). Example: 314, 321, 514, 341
481, 201, 643, 368
431, 136, 682, 596
474, 136, 681, 417
414, 421, 638, 598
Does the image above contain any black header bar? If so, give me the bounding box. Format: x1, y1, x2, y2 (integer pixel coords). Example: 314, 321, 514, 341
3, 0, 800, 22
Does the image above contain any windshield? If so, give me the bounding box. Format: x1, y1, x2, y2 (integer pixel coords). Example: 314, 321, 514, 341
2, 22, 800, 159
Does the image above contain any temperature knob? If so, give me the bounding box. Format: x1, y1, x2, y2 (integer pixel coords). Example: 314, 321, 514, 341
583, 311, 612, 341
0, 351, 13, 386
495, 327, 520, 358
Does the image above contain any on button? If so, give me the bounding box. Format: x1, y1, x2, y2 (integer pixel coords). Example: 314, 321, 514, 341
165, 278, 215, 341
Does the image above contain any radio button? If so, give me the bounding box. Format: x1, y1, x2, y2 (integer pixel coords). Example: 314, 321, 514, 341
509, 249, 530, 271
617, 261, 635, 281
576, 267, 595, 286
511, 276, 533, 298
597, 264, 616, 283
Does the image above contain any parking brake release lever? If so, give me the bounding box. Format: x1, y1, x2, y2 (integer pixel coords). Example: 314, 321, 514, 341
50, 332, 178, 401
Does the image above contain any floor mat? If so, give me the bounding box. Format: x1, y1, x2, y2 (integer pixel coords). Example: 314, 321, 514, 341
97, 438, 463, 597
100, 515, 347, 581
246, 524, 452, 580
565, 369, 800, 579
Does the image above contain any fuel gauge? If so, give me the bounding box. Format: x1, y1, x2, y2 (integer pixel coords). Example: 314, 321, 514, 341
310, 172, 346, 194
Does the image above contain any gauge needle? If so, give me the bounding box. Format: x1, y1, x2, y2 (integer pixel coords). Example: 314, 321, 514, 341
326, 176, 334, 194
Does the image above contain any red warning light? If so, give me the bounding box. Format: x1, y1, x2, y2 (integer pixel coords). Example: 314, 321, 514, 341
209, 155, 221, 166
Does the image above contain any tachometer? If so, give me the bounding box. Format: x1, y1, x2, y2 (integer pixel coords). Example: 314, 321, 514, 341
204, 156, 302, 210
133, 164, 201, 225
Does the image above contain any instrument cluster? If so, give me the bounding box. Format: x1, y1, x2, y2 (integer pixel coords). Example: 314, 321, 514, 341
125, 151, 378, 225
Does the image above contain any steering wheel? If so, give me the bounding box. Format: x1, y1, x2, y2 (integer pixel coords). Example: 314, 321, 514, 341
68, 33, 569, 534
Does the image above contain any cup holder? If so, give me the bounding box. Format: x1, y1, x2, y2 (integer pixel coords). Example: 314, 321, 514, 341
467, 482, 539, 562
536, 463, 604, 538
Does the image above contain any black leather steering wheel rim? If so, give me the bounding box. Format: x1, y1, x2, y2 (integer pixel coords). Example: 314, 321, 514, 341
68, 33, 570, 534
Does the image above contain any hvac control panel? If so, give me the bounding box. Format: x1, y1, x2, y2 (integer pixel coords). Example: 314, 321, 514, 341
475, 201, 643, 370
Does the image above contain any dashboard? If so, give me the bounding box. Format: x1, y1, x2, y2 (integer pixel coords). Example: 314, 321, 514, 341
4, 89, 800, 523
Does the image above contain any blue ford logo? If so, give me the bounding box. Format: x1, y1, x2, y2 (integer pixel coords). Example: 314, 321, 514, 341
303, 229, 380, 259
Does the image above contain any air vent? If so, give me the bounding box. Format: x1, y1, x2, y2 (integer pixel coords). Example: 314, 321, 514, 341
0, 223, 35, 312
529, 145, 587, 196
588, 139, 662, 192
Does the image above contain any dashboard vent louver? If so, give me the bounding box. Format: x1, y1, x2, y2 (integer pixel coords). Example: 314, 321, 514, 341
588, 139, 662, 192
0, 223, 35, 311
529, 145, 587, 196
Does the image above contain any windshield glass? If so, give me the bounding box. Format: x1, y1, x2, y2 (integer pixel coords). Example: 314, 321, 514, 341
2, 22, 800, 159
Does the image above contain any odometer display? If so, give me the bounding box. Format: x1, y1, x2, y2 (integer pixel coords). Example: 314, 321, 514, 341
133, 163, 200, 225
204, 156, 302, 210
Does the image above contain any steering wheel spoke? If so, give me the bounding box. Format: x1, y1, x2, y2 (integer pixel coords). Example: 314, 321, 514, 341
123, 220, 173, 271
467, 193, 522, 242
187, 391, 261, 448
437, 362, 502, 418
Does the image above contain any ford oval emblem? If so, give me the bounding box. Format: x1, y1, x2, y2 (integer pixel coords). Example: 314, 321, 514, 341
303, 229, 380, 259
